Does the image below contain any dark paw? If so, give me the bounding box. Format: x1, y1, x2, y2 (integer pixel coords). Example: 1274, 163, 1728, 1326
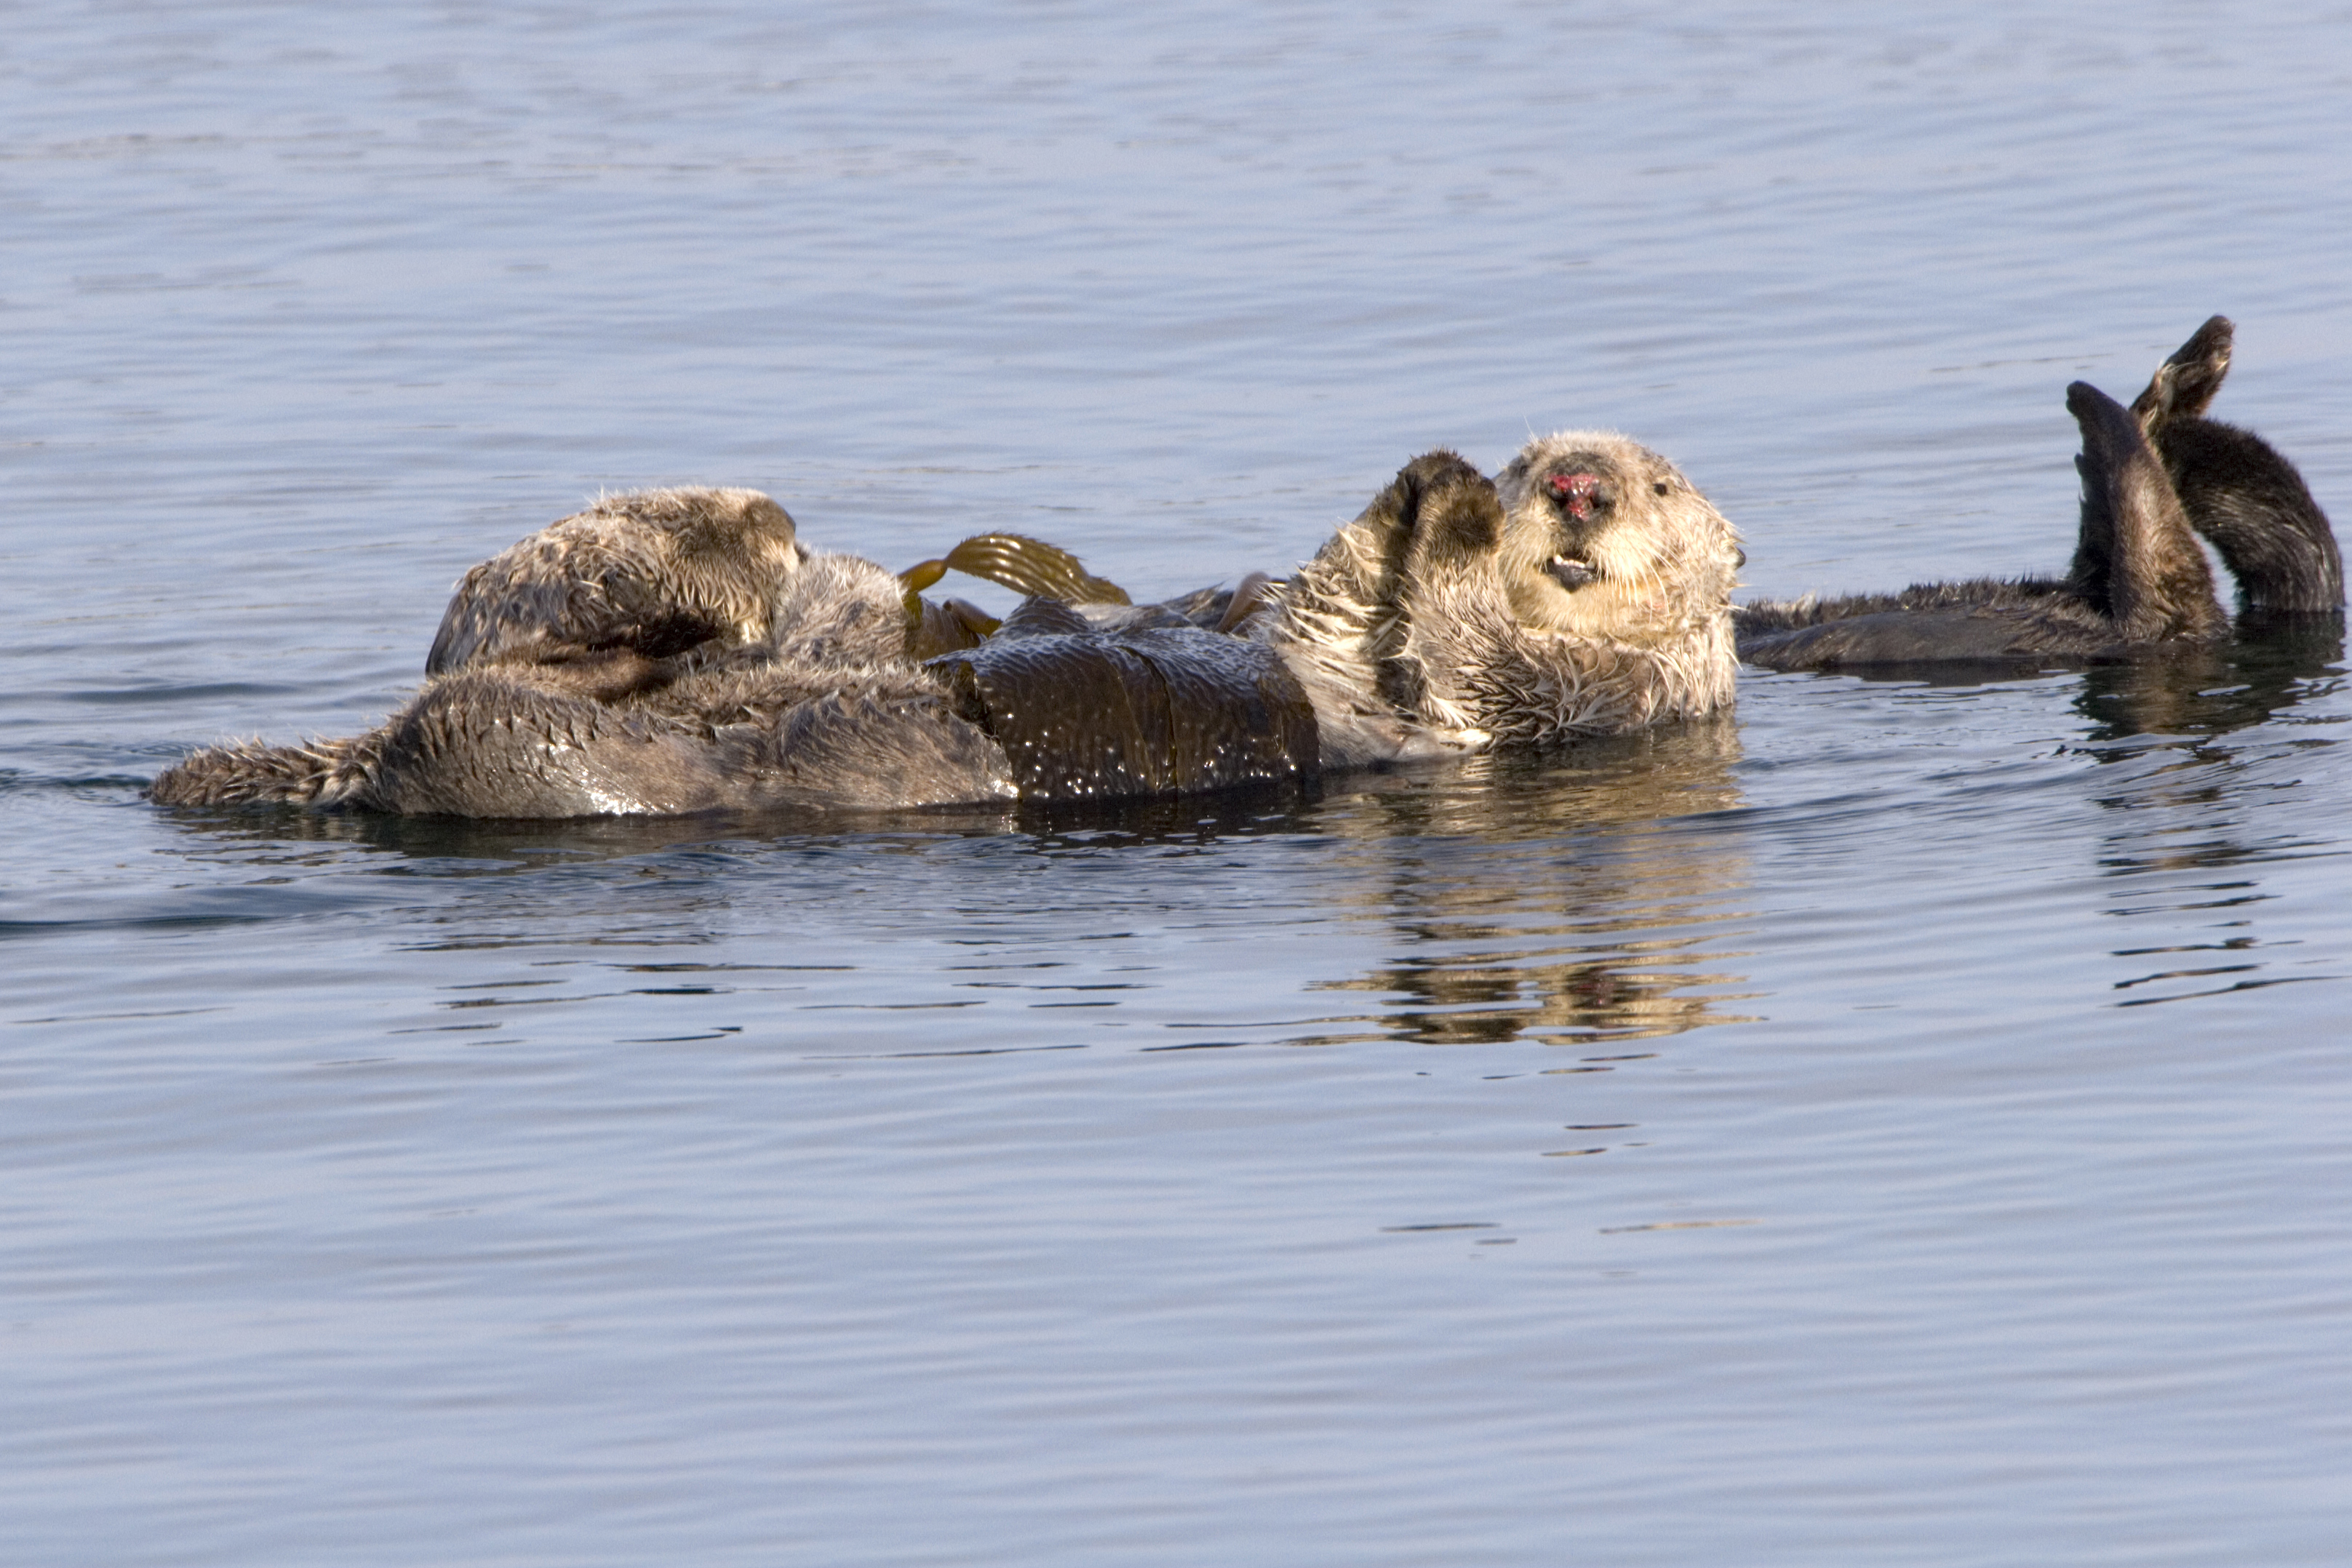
1352, 449, 1488, 568
1392, 449, 1485, 509
1408, 470, 1504, 564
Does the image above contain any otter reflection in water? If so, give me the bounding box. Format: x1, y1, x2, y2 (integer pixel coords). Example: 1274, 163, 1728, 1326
151, 433, 1742, 817
1307, 718, 1755, 1049
1739, 317, 2343, 673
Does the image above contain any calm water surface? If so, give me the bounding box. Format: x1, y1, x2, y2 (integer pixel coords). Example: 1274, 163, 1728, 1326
6, 4, 2352, 1564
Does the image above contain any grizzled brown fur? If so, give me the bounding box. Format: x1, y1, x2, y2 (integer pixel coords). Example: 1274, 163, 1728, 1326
154, 546, 1018, 815
153, 489, 1318, 817
426, 487, 806, 676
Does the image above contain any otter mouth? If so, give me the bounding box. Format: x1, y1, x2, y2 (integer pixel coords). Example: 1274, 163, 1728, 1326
1546, 554, 1598, 591
1540, 471, 1606, 591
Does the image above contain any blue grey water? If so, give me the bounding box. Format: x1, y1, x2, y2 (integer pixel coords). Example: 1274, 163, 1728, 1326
5, 2, 2351, 1563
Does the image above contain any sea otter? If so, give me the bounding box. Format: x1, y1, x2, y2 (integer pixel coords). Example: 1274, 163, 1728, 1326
153, 548, 1024, 814
1245, 434, 1742, 766
151, 433, 1741, 817
151, 489, 1323, 813
1737, 318, 2342, 671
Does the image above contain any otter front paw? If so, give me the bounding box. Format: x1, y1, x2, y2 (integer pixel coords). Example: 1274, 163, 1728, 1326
1350, 449, 1488, 569
1392, 450, 1486, 513
1402, 468, 1504, 568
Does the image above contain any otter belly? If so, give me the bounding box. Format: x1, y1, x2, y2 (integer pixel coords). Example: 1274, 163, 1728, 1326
927, 601, 1320, 801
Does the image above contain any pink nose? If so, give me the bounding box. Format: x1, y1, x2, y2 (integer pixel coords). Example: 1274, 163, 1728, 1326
1547, 471, 1601, 516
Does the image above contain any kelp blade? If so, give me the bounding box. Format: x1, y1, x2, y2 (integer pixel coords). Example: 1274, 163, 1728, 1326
898, 532, 1129, 662
931, 534, 1131, 606
908, 596, 1002, 662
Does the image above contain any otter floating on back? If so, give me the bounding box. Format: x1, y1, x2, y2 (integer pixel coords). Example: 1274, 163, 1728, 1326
155, 513, 1024, 815
150, 433, 1741, 818
1737, 317, 2343, 671
1253, 436, 1740, 767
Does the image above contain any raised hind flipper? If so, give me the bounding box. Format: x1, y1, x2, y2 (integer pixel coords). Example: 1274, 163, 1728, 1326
2126, 316, 2340, 611
2131, 314, 2233, 434
2065, 380, 2226, 645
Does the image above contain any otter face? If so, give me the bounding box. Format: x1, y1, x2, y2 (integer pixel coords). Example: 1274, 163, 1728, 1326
666, 488, 806, 642
1491, 432, 1742, 641
611, 487, 807, 648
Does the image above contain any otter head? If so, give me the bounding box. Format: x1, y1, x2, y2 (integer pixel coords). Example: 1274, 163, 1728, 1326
1491, 431, 1742, 642
650, 488, 807, 643
585, 486, 810, 654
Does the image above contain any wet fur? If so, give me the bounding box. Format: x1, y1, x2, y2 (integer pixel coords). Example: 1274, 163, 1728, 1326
156, 512, 1018, 815
158, 433, 1747, 815
1256, 436, 1741, 763
2129, 316, 2343, 615
1739, 318, 2342, 671
426, 487, 808, 676
153, 491, 1315, 817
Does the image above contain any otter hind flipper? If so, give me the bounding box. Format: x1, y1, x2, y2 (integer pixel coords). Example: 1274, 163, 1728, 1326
2066, 380, 2226, 645
2131, 315, 2234, 434
2120, 316, 2342, 613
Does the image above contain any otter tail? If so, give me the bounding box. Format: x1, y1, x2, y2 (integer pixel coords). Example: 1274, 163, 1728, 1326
149, 735, 371, 808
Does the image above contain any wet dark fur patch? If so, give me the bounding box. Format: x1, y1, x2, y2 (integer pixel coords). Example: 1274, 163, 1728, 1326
928, 603, 1320, 801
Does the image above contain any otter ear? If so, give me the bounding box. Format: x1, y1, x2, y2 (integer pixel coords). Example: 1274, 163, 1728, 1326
2068, 380, 2225, 643
2129, 315, 2233, 434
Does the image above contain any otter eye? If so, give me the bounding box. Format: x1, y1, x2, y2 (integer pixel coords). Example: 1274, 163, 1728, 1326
1652, 480, 1671, 495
